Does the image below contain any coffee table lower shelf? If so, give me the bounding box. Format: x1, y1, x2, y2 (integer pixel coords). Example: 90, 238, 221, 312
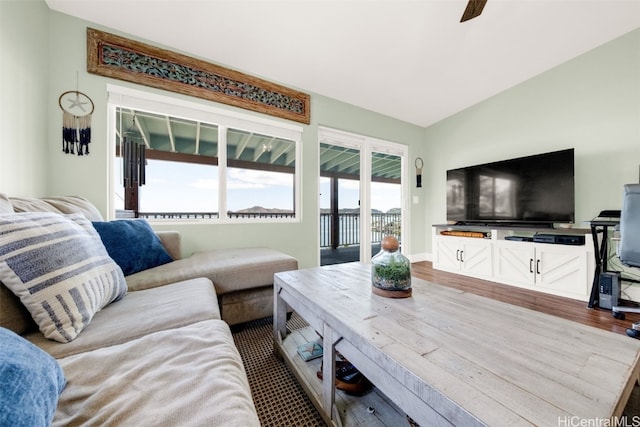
275, 325, 410, 427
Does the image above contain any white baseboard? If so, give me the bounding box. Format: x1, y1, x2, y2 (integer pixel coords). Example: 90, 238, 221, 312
408, 252, 431, 263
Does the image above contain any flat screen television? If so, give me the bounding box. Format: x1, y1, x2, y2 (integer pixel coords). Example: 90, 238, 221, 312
446, 148, 575, 226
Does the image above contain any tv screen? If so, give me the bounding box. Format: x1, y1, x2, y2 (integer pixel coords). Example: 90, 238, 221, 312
446, 148, 575, 226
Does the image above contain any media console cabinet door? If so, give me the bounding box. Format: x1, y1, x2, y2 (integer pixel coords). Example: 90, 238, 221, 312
459, 239, 493, 277
433, 236, 464, 272
433, 235, 492, 278
493, 241, 537, 286
534, 244, 588, 298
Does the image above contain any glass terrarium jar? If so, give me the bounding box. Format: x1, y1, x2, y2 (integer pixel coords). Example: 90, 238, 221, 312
371, 236, 412, 298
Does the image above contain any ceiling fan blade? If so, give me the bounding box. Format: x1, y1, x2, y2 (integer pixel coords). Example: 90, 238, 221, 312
460, 0, 487, 22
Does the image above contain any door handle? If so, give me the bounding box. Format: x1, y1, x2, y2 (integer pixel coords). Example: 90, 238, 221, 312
456, 249, 460, 261
536, 259, 541, 275
530, 258, 534, 273
460, 250, 464, 263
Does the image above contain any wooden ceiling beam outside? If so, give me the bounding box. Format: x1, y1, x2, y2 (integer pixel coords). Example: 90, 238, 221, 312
127, 108, 151, 148
122, 110, 400, 180
234, 133, 252, 159
324, 152, 359, 171
270, 141, 291, 164
320, 170, 400, 184
165, 116, 176, 152
254, 136, 276, 162
194, 122, 201, 155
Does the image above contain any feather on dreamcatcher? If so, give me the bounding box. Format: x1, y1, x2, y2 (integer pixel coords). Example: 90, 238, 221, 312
59, 90, 94, 155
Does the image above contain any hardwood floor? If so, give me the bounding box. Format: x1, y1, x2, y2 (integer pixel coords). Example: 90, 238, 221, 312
411, 261, 640, 336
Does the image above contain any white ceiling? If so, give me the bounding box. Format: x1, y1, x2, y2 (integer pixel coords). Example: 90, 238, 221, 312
45, 0, 640, 127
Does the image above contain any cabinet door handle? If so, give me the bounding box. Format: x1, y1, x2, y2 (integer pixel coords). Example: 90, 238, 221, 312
536, 259, 541, 275
530, 259, 534, 273
460, 250, 464, 263
456, 249, 460, 261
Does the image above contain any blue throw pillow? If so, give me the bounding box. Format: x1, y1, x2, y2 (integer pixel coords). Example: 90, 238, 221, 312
0, 327, 66, 426
92, 219, 173, 276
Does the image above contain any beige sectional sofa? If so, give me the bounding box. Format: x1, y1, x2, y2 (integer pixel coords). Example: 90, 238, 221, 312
0, 194, 298, 425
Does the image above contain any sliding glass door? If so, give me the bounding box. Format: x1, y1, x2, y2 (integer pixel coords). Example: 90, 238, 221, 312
319, 142, 362, 264
319, 128, 407, 266
370, 150, 403, 256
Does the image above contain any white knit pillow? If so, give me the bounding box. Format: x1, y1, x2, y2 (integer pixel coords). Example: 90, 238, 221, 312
0, 212, 127, 343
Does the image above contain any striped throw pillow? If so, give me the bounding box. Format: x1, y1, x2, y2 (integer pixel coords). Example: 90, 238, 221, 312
0, 212, 127, 343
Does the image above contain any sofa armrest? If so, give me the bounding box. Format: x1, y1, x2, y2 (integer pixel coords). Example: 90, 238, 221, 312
156, 231, 182, 260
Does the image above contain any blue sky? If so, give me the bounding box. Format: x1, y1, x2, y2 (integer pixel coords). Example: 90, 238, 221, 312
319, 178, 401, 212
115, 160, 401, 213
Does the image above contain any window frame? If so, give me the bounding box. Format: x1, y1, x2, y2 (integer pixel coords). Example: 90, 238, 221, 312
107, 84, 303, 224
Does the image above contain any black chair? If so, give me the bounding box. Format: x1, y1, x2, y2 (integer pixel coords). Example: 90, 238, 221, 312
610, 184, 640, 336
618, 184, 640, 268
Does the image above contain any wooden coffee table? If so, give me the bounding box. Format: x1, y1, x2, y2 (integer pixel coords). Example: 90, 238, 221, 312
273, 262, 640, 427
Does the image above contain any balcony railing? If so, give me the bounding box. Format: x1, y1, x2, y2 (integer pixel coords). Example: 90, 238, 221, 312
320, 212, 401, 248
135, 212, 219, 219
118, 210, 400, 248
131, 212, 296, 220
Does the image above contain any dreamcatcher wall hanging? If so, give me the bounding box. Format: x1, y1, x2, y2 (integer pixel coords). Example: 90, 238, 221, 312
58, 90, 94, 155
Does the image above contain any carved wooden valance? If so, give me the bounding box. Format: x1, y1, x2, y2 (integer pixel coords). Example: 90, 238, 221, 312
87, 28, 310, 124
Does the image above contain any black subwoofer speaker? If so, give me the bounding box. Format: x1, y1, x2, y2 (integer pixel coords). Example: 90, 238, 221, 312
599, 271, 621, 310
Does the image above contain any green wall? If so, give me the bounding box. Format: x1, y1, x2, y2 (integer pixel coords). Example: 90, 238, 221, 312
0, 0, 49, 196
2, 1, 425, 269
423, 28, 640, 253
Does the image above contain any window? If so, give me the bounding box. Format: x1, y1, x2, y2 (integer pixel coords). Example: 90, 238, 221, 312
226, 128, 296, 219
109, 85, 302, 222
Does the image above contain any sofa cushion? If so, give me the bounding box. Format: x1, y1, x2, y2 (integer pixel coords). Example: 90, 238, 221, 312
92, 219, 173, 276
27, 278, 221, 359
0, 193, 12, 213
9, 196, 104, 221
155, 231, 182, 260
54, 320, 260, 427
126, 247, 298, 293
0, 282, 37, 335
0, 212, 127, 343
0, 327, 66, 427
219, 286, 276, 326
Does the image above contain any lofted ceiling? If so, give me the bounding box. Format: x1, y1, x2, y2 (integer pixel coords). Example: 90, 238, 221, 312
46, 1, 640, 127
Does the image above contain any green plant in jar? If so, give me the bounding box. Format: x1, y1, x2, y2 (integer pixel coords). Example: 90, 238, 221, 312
371, 236, 412, 298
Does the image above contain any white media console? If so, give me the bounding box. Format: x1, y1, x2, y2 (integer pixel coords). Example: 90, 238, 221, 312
432, 224, 595, 302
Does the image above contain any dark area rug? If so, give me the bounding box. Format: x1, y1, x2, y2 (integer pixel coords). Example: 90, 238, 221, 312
232, 314, 325, 427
